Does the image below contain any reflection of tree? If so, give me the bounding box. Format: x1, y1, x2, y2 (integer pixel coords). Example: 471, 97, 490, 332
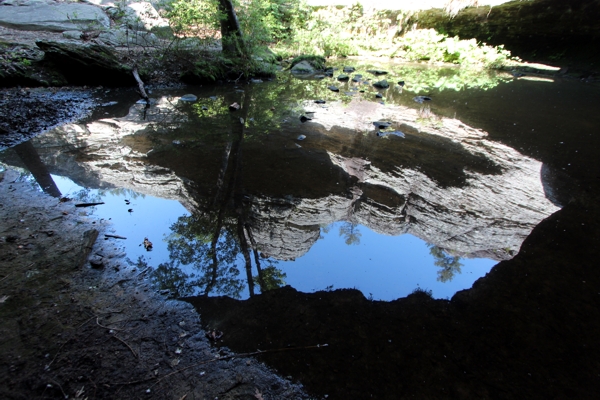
254, 263, 286, 292
13, 141, 62, 198
339, 222, 361, 245
166, 213, 244, 298
151, 260, 195, 298
160, 85, 288, 298
427, 244, 463, 283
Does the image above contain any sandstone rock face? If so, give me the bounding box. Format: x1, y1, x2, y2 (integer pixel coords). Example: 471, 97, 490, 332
0, 1, 110, 32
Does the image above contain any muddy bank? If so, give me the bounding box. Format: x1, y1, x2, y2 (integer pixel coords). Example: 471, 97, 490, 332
0, 168, 309, 399
0, 87, 97, 150
186, 197, 600, 398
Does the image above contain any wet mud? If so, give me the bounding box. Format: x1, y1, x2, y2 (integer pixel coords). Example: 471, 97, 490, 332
186, 198, 600, 399
0, 88, 96, 150
0, 169, 308, 399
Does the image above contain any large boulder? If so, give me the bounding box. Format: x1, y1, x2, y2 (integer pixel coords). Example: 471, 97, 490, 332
36, 40, 135, 86
0, 1, 110, 32
104, 1, 169, 33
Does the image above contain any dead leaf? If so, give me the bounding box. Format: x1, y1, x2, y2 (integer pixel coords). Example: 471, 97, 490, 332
254, 388, 264, 400
0, 295, 9, 303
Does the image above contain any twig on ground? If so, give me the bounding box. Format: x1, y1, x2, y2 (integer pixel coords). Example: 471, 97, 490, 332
112, 334, 139, 358
96, 316, 128, 331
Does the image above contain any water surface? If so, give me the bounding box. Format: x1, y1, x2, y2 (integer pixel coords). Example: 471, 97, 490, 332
3, 61, 595, 301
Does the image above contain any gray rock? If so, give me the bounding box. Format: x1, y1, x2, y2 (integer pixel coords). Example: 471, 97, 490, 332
0, 2, 110, 32
104, 1, 168, 33
337, 74, 349, 81
97, 28, 158, 47
291, 60, 316, 75
62, 30, 83, 40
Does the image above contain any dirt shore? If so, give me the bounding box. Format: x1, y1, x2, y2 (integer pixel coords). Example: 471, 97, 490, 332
0, 168, 309, 399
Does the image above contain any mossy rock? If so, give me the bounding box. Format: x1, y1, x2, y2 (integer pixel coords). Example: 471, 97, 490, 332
290, 55, 326, 71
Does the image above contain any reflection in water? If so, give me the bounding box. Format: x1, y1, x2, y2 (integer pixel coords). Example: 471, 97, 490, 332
428, 244, 463, 283
339, 222, 361, 246
13, 141, 61, 198
0, 61, 573, 300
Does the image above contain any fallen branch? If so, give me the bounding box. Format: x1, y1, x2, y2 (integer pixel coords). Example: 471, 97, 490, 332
75, 202, 105, 208
112, 334, 138, 358
133, 66, 149, 103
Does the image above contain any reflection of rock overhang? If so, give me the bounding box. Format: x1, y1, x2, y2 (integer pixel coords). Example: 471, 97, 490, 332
1, 95, 559, 262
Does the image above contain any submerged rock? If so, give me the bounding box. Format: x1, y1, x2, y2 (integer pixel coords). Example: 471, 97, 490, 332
337, 74, 350, 81
373, 121, 392, 129
343, 66, 355, 73
367, 70, 388, 75
377, 130, 406, 138
373, 80, 390, 89
328, 85, 340, 92
413, 96, 432, 104
179, 94, 198, 102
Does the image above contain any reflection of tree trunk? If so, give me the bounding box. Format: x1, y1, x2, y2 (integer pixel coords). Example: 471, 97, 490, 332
213, 141, 232, 208
217, 0, 246, 57
245, 223, 265, 291
205, 90, 248, 296
13, 141, 62, 198
238, 216, 254, 297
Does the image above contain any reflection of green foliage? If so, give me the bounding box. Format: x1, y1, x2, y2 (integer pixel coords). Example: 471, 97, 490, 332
390, 64, 511, 93
255, 265, 287, 292
167, 213, 244, 298
411, 287, 433, 298
151, 260, 196, 297
69, 188, 103, 203
339, 222, 361, 246
98, 187, 146, 200
427, 244, 463, 283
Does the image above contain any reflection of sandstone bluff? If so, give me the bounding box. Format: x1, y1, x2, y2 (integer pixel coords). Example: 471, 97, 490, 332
248, 99, 559, 261
5, 96, 558, 262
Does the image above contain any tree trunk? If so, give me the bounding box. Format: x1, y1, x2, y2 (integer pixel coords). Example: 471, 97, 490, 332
217, 0, 246, 57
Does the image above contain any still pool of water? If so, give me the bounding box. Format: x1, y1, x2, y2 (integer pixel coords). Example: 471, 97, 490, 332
49, 174, 495, 300
2, 61, 598, 302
